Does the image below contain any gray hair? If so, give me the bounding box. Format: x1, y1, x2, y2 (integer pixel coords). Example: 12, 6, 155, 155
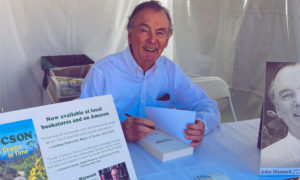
268, 62, 297, 104
127, 0, 173, 35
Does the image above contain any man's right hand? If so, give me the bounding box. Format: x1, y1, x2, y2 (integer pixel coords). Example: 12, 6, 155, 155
121, 116, 155, 142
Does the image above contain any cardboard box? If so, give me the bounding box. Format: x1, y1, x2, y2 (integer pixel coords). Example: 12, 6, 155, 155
47, 65, 92, 103
41, 54, 94, 89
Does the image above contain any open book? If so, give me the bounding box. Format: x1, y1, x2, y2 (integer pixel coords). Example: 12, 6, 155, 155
137, 107, 195, 162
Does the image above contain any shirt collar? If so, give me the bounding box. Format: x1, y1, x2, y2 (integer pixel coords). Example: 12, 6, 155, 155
286, 132, 300, 143
123, 46, 161, 77
123, 47, 142, 77
285, 132, 300, 162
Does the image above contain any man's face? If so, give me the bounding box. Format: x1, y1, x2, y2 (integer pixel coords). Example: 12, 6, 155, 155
128, 8, 171, 71
272, 64, 300, 139
111, 169, 120, 180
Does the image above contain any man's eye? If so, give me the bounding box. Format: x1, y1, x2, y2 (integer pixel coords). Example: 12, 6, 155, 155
280, 92, 294, 100
157, 31, 165, 36
140, 29, 148, 32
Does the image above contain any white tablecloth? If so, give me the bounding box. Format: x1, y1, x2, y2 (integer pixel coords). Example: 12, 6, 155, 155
127, 119, 297, 180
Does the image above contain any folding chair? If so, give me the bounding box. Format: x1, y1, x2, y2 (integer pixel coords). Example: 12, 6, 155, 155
191, 76, 238, 123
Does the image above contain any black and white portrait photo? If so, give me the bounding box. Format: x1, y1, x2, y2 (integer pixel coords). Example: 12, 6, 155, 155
261, 62, 300, 169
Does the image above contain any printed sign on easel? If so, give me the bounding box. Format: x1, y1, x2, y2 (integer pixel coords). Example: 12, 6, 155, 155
0, 95, 137, 180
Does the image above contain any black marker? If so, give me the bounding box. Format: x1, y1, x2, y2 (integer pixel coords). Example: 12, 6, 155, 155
125, 113, 156, 130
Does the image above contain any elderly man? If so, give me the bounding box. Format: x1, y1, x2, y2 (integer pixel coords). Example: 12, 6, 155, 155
80, 1, 220, 147
261, 63, 300, 168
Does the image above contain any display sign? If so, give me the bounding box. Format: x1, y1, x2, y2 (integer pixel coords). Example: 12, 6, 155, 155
0, 95, 136, 180
260, 62, 300, 175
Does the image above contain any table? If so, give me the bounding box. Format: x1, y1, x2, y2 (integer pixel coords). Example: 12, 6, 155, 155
127, 119, 297, 180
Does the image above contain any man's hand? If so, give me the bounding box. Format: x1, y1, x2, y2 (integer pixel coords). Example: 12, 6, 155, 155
184, 120, 205, 147
121, 116, 155, 142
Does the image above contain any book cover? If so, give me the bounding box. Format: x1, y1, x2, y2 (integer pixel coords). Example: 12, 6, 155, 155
260, 62, 300, 175
0, 119, 47, 180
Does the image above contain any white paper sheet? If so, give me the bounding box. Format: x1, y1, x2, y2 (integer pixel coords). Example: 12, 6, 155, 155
145, 107, 196, 144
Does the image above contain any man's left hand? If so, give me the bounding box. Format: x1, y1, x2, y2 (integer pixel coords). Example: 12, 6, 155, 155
184, 120, 205, 147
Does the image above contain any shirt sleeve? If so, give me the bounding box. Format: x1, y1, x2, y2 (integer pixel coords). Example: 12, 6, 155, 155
80, 66, 106, 98
172, 64, 221, 135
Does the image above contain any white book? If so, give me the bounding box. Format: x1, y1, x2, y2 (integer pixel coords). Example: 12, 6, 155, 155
137, 128, 194, 162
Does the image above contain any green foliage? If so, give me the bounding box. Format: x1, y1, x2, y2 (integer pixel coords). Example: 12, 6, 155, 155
0, 138, 47, 180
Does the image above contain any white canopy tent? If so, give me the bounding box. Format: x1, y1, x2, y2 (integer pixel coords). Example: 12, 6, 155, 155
1, 0, 300, 120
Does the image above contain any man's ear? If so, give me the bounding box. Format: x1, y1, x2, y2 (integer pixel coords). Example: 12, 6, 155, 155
164, 32, 173, 48
168, 31, 173, 38
128, 32, 132, 44
127, 27, 132, 45
267, 110, 278, 118
274, 104, 282, 119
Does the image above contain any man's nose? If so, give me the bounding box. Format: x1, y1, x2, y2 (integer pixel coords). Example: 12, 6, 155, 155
293, 93, 300, 106
147, 32, 156, 44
